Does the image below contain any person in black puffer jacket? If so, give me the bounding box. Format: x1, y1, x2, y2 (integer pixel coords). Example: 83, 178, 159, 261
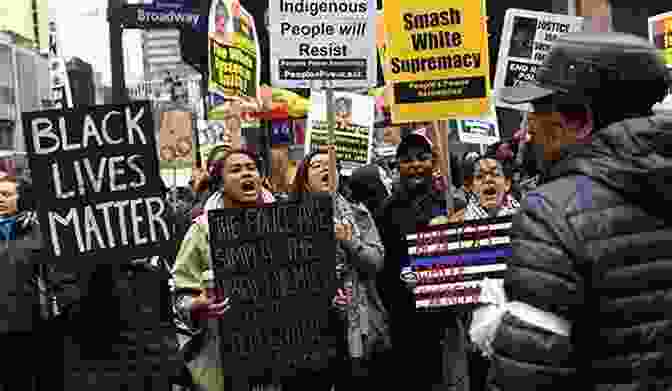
37, 181, 182, 391
482, 31, 672, 391
0, 174, 50, 391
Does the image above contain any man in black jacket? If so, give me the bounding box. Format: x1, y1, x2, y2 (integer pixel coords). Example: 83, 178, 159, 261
484, 32, 672, 390
376, 133, 469, 391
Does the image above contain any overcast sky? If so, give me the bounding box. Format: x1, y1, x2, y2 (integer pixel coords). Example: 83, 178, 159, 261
50, 0, 145, 85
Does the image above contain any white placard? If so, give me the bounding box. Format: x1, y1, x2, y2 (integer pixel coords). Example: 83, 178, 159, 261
306, 91, 374, 170
648, 11, 672, 116
269, 0, 377, 89
494, 9, 583, 112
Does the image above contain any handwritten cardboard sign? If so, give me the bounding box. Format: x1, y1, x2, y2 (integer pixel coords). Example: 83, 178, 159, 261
209, 194, 336, 380
22, 102, 172, 268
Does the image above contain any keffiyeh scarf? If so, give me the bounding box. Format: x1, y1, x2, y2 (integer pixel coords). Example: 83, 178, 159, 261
464, 194, 521, 221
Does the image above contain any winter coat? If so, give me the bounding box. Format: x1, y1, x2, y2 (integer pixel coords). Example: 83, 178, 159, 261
376, 189, 470, 391
487, 116, 672, 391
172, 191, 279, 391
330, 192, 390, 359
43, 199, 181, 389
0, 211, 47, 334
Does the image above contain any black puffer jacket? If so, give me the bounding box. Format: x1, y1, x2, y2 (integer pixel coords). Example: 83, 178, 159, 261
0, 211, 46, 333
487, 116, 672, 391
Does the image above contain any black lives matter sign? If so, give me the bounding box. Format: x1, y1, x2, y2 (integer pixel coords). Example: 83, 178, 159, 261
209, 194, 336, 380
23, 102, 172, 267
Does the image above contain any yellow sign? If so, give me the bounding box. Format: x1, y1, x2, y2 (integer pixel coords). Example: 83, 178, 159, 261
377, 10, 391, 82
208, 0, 260, 101
384, 0, 490, 121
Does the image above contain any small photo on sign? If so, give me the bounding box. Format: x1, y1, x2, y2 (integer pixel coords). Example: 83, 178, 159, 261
334, 96, 353, 129
508, 16, 537, 59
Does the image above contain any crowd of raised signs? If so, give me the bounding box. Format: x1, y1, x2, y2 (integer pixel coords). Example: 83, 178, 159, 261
0, 116, 542, 391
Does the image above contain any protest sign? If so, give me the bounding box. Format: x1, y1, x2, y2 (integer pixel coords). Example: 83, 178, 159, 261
403, 215, 512, 309
384, 0, 490, 121
306, 91, 374, 171
271, 119, 293, 145
208, 0, 261, 101
209, 194, 336, 379
22, 102, 172, 268
494, 9, 583, 112
456, 103, 500, 145
376, 10, 389, 82
269, 0, 377, 88
196, 118, 241, 168
649, 11, 672, 68
159, 111, 193, 163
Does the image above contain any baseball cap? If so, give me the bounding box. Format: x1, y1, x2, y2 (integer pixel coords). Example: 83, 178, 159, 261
396, 133, 432, 160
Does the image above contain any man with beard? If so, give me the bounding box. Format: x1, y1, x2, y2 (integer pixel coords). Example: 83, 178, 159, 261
375, 134, 469, 391
474, 32, 672, 390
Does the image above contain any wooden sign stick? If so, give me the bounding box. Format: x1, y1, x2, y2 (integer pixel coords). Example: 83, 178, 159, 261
325, 83, 338, 193
433, 120, 454, 212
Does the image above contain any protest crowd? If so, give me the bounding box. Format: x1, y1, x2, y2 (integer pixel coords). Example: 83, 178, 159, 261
2, 1, 672, 391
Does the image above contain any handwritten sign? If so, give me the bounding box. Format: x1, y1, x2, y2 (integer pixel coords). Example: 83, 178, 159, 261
209, 194, 336, 379
22, 102, 172, 268
404, 215, 512, 309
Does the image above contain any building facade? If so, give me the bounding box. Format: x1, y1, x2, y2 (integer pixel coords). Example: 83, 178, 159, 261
0, 33, 50, 152
0, 0, 49, 51
142, 28, 197, 79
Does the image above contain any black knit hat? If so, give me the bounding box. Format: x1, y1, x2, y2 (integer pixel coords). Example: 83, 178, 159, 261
396, 133, 432, 160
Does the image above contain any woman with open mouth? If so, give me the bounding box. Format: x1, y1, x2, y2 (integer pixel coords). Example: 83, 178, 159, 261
172, 149, 278, 391
463, 152, 520, 221
287, 147, 390, 391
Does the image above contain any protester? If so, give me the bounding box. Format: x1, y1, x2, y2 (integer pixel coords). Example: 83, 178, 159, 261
348, 164, 391, 217
477, 31, 672, 390
172, 149, 277, 391
190, 145, 232, 214
376, 133, 470, 391
287, 147, 390, 391
0, 174, 47, 391
451, 150, 521, 223
459, 151, 480, 204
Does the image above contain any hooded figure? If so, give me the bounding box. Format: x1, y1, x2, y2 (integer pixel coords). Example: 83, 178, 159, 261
480, 32, 672, 390
348, 164, 390, 216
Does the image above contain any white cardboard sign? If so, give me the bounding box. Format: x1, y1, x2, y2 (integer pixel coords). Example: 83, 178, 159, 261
269, 0, 377, 89
306, 91, 374, 171
494, 9, 583, 112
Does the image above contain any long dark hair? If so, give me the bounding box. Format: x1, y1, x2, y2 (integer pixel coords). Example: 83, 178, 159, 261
290, 149, 322, 200
207, 148, 262, 191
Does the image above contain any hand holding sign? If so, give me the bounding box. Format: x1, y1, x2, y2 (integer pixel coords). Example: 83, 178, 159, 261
334, 223, 353, 241
333, 287, 353, 307
191, 294, 231, 320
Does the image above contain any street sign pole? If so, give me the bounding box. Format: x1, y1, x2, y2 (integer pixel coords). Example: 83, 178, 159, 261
324, 80, 337, 192
108, 0, 128, 104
